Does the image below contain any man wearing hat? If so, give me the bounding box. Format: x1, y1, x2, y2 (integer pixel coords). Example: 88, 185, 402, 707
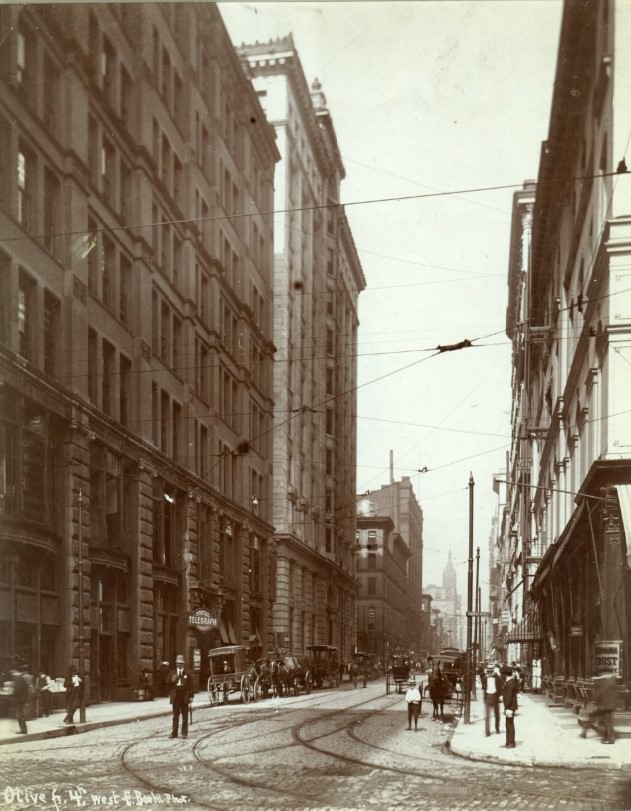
405, 677, 422, 731
501, 665, 519, 748
169, 654, 193, 738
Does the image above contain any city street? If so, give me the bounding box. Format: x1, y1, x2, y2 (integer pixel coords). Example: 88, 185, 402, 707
1, 683, 629, 811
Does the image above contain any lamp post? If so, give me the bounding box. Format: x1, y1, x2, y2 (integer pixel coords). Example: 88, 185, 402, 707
464, 473, 474, 724
77, 487, 86, 723
473, 546, 480, 699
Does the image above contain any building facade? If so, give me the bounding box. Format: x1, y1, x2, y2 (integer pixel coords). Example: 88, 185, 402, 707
357, 476, 424, 655
0, 3, 279, 697
237, 37, 366, 661
500, 0, 631, 689
355, 514, 411, 661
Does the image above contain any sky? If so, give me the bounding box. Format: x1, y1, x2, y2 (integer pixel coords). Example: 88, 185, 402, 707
219, 0, 563, 605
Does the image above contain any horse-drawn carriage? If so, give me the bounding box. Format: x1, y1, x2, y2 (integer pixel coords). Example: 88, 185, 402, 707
386, 655, 411, 694
425, 648, 465, 719
207, 645, 258, 705
253, 654, 313, 697
305, 644, 339, 689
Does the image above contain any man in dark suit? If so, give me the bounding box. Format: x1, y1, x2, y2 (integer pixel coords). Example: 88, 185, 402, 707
501, 665, 519, 748
169, 654, 193, 738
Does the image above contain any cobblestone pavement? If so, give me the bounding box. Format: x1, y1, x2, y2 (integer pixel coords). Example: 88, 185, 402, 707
0, 684, 629, 811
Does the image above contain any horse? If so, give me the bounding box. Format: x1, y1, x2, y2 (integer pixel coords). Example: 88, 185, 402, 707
428, 669, 448, 721
270, 658, 291, 697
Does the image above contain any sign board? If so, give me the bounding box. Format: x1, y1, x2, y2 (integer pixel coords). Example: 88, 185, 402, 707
593, 640, 622, 677
193, 647, 201, 672
188, 608, 218, 630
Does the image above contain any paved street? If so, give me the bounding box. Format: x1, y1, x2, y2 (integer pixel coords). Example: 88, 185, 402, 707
1, 683, 629, 811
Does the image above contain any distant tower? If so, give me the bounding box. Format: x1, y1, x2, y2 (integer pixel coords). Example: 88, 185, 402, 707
443, 550, 457, 598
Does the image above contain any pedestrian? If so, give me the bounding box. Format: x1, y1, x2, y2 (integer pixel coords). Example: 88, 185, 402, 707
501, 665, 519, 748
531, 657, 542, 693
483, 663, 503, 737
63, 664, 83, 724
36, 671, 52, 717
10, 661, 31, 735
169, 654, 193, 738
405, 677, 421, 731
580, 673, 617, 744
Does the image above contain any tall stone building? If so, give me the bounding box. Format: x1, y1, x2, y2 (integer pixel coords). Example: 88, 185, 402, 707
500, 0, 631, 688
236, 37, 366, 661
0, 3, 279, 697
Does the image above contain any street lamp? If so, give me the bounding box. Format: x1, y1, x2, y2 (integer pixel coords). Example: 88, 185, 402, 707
464, 473, 474, 724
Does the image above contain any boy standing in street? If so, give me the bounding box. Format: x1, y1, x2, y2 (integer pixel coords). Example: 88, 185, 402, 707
405, 677, 422, 731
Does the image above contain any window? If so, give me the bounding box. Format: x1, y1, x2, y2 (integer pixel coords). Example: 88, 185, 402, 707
43, 290, 59, 377
367, 606, 376, 631
43, 168, 61, 258
119, 253, 131, 325
43, 54, 60, 133
101, 137, 116, 205
172, 315, 181, 373
88, 114, 99, 183
102, 340, 115, 416
367, 577, 376, 596
87, 217, 99, 295
120, 159, 132, 223
172, 401, 181, 462
120, 355, 131, 427
120, 65, 132, 127
102, 235, 115, 309
102, 36, 115, 103
18, 270, 35, 361
160, 300, 169, 362
17, 145, 34, 231
88, 328, 98, 403
367, 553, 376, 571
160, 390, 169, 452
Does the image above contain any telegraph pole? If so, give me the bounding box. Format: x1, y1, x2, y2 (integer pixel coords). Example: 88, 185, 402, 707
78, 488, 86, 723
464, 473, 474, 724
473, 547, 480, 698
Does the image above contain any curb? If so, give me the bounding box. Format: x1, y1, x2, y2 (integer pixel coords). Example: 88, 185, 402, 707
0, 703, 212, 746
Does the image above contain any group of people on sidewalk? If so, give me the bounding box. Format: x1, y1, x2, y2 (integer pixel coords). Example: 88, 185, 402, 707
479, 663, 520, 748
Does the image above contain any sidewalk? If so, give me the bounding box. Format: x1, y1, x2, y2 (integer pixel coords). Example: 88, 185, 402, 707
450, 690, 631, 770
0, 696, 198, 745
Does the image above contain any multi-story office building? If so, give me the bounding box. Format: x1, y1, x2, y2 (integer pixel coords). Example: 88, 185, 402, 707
358, 476, 423, 654
237, 37, 366, 660
355, 512, 411, 660
0, 3, 279, 697
501, 0, 631, 688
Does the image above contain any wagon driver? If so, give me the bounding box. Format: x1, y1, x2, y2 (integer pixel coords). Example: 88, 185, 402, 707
169, 654, 193, 739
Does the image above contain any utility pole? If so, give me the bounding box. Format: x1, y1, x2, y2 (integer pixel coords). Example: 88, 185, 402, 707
78, 488, 86, 723
464, 473, 474, 724
473, 547, 480, 698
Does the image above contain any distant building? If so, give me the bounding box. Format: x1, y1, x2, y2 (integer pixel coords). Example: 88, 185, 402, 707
425, 551, 462, 651
0, 3, 278, 695
236, 36, 366, 660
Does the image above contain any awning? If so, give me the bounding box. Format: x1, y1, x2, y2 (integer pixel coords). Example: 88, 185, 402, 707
506, 609, 542, 643
218, 618, 230, 645
614, 484, 631, 567
227, 620, 238, 645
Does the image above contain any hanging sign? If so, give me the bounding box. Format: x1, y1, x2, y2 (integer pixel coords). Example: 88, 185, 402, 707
188, 608, 218, 630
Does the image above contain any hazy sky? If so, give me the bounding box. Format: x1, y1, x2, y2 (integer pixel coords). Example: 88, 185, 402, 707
220, 0, 563, 600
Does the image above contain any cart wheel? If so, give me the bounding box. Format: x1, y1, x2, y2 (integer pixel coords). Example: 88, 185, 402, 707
241, 674, 251, 704
208, 681, 219, 707
386, 674, 391, 695
305, 671, 313, 694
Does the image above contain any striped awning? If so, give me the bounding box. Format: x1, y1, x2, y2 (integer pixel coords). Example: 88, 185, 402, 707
507, 609, 542, 642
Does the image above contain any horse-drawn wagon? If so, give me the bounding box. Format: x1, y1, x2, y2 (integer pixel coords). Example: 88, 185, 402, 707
425, 648, 465, 719
306, 644, 339, 689
386, 655, 411, 694
207, 645, 257, 705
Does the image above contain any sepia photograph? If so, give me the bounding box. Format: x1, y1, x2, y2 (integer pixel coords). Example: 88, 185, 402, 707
1, 1, 631, 809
